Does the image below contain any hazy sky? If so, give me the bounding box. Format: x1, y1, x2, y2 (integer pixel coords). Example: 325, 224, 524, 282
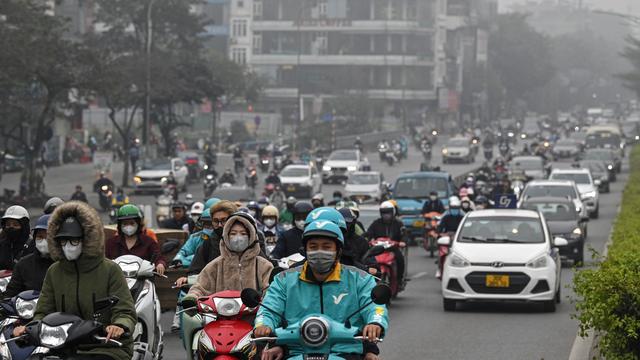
499, 0, 640, 14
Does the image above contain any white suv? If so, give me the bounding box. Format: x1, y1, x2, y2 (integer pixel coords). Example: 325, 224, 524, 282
518, 180, 587, 219
322, 149, 369, 184
440, 209, 566, 312
548, 169, 600, 218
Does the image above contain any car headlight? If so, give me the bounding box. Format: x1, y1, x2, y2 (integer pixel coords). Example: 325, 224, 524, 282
432, 130, 438, 136
323, 165, 331, 172
572, 228, 582, 236
161, 177, 168, 183
582, 191, 597, 199
449, 253, 470, 268
16, 298, 38, 319
214, 298, 241, 317
521, 134, 527, 139
133, 176, 142, 184
118, 261, 140, 278
206, 174, 214, 180
636, 135, 639, 141
40, 323, 72, 348
442, 148, 448, 155
607, 164, 613, 170
526, 255, 548, 269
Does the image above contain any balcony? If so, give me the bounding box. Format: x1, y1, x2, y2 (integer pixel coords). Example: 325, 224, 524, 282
252, 19, 435, 33
262, 88, 436, 101
252, 54, 435, 66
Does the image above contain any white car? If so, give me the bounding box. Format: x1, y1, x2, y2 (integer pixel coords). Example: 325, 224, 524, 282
442, 137, 474, 164
440, 209, 566, 312
280, 164, 322, 198
345, 171, 385, 203
549, 168, 600, 218
322, 150, 369, 184
133, 158, 188, 193
518, 180, 587, 219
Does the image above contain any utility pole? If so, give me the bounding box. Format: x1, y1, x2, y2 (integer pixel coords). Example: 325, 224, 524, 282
143, 0, 156, 148
294, 0, 304, 155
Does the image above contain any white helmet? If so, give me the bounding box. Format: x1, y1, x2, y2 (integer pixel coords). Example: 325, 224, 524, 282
2, 205, 30, 221
380, 201, 396, 216
449, 196, 461, 208
190, 202, 205, 216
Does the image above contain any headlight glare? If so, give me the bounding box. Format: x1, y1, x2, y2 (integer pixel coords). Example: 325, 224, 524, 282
322, 165, 331, 172
572, 228, 582, 235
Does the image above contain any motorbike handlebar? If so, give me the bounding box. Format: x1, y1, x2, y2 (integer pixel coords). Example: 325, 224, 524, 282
94, 336, 123, 347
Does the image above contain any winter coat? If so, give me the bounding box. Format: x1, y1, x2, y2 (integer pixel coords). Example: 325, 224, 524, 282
0, 221, 33, 270
173, 230, 210, 268
270, 227, 304, 259
105, 232, 166, 267
188, 215, 273, 298
256, 263, 389, 356
364, 218, 404, 242
188, 234, 222, 275
2, 251, 54, 298
341, 232, 371, 270
160, 216, 194, 231
34, 201, 137, 360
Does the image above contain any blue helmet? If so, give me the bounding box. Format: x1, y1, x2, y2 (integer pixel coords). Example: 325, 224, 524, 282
33, 214, 51, 231
205, 198, 221, 209
303, 220, 344, 246
200, 208, 212, 221
305, 207, 347, 231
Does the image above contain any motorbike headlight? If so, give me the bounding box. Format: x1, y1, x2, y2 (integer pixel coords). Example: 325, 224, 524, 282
572, 228, 582, 236
442, 148, 448, 154
520, 134, 527, 139
160, 177, 167, 183
0, 277, 9, 293
118, 261, 140, 278
607, 164, 613, 170
133, 176, 142, 184
231, 331, 254, 353
508, 132, 515, 137
432, 130, 438, 136
322, 165, 331, 172
40, 323, 72, 348
206, 174, 214, 180
16, 298, 38, 319
347, 166, 357, 172
300, 317, 329, 347
449, 253, 470, 268
636, 135, 640, 141
214, 298, 241, 317
526, 255, 548, 269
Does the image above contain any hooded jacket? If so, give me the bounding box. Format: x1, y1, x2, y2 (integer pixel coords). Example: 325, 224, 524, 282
0, 218, 33, 270
1, 250, 54, 298
34, 202, 137, 360
188, 215, 273, 298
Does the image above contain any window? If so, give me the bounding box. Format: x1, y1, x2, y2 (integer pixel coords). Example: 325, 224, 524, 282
253, 0, 263, 19
232, 19, 247, 37
232, 48, 247, 64
237, 0, 244, 8
253, 32, 262, 54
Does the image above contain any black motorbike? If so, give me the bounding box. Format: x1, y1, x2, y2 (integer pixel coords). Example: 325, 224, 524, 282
0, 290, 41, 359
259, 156, 270, 172
233, 157, 244, 175
203, 173, 218, 198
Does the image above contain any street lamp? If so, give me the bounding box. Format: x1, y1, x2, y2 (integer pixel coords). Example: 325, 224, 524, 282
143, 0, 157, 148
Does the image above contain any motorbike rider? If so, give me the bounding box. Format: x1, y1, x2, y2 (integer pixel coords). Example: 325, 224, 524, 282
2, 214, 54, 298
160, 202, 195, 232
13, 201, 137, 360
475, 195, 490, 210
265, 170, 281, 187
0, 205, 33, 270
172, 208, 214, 269
204, 143, 217, 167
354, 136, 363, 150
255, 220, 388, 360
327, 191, 344, 206
337, 207, 374, 273
271, 201, 313, 259
247, 201, 262, 223
70, 185, 88, 203
422, 191, 446, 214
437, 196, 466, 235
189, 202, 205, 230
461, 197, 474, 212
364, 201, 406, 288
105, 204, 166, 275
112, 187, 129, 208
260, 205, 285, 256
219, 168, 236, 184
93, 171, 114, 193
279, 196, 297, 225
44, 196, 65, 215
311, 193, 325, 208
182, 212, 273, 309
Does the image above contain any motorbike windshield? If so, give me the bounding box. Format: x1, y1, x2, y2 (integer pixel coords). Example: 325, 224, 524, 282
459, 217, 545, 244
394, 177, 448, 199
523, 203, 577, 221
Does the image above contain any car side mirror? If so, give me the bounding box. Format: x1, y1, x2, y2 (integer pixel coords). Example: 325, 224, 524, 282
553, 237, 569, 247
437, 236, 451, 246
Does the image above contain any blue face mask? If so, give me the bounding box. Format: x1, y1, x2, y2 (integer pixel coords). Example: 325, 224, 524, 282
449, 208, 461, 216
202, 228, 214, 237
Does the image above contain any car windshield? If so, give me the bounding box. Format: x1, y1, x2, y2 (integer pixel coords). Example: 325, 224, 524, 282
141, 161, 172, 171
555, 140, 576, 147
581, 161, 606, 173
348, 174, 379, 185
458, 217, 544, 244
523, 203, 577, 221
550, 173, 591, 184
329, 151, 358, 161
570, 133, 587, 141
585, 150, 614, 161
448, 139, 469, 147
394, 177, 448, 198
586, 133, 621, 147
511, 158, 542, 170
280, 167, 308, 177
525, 185, 576, 199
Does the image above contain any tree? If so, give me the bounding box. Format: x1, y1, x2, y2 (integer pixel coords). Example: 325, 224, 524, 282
619, 36, 640, 99
0, 0, 91, 196
489, 13, 555, 114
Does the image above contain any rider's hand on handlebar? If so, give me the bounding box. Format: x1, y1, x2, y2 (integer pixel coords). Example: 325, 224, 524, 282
261, 346, 284, 360
175, 276, 188, 287
363, 324, 382, 342
12, 325, 26, 338
156, 263, 166, 276
254, 325, 273, 338
105, 325, 124, 341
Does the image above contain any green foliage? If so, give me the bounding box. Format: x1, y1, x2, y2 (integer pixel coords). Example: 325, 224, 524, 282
573, 145, 640, 359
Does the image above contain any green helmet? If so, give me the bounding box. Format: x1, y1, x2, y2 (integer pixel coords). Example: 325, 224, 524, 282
117, 204, 142, 221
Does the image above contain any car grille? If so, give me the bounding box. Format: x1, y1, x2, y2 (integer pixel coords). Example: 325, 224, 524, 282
465, 271, 530, 294
140, 176, 164, 182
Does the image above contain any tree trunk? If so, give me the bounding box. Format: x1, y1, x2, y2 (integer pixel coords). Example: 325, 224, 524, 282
122, 141, 130, 188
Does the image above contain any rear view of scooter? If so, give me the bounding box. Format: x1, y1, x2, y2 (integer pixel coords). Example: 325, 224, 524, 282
115, 255, 165, 360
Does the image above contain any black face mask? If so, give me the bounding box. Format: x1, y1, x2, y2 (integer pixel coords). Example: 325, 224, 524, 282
4, 227, 21, 240
214, 227, 224, 237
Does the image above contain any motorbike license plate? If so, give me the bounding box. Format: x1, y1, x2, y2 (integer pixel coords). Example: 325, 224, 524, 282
287, 185, 296, 192
413, 220, 425, 228
486, 275, 509, 288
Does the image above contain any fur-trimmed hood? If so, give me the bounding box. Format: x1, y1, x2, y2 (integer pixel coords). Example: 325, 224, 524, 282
47, 201, 105, 262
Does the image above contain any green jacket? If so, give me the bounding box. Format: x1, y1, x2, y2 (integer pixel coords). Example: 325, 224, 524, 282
35, 201, 137, 360
279, 208, 294, 224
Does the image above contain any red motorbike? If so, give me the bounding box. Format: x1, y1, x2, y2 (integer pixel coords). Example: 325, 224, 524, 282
437, 232, 455, 280
369, 238, 405, 299
422, 212, 441, 258
188, 290, 257, 359
0, 269, 12, 293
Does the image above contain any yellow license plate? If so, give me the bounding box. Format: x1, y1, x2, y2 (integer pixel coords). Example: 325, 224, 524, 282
413, 220, 425, 228
287, 186, 296, 192
485, 275, 510, 288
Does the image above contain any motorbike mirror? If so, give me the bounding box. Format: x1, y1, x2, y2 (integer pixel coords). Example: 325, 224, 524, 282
363, 245, 386, 261
371, 284, 392, 305
240, 288, 262, 308
437, 236, 451, 247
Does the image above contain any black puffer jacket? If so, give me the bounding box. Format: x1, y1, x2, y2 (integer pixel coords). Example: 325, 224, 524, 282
2, 251, 54, 298
364, 218, 404, 242
341, 232, 371, 270
0, 220, 33, 270
270, 227, 304, 259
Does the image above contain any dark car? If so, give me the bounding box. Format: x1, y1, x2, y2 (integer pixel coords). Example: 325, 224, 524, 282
520, 197, 588, 265
579, 160, 612, 192
581, 148, 621, 175
210, 184, 255, 202
552, 139, 581, 159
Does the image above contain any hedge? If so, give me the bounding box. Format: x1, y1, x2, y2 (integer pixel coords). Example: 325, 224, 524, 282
573, 145, 640, 359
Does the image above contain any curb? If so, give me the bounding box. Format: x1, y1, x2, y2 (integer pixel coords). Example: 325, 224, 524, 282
568, 202, 621, 360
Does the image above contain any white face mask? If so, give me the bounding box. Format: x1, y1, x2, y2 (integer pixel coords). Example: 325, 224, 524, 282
263, 218, 276, 228
265, 244, 276, 256
63, 242, 82, 261
122, 224, 138, 237
35, 238, 49, 256
295, 220, 306, 230
228, 235, 250, 253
